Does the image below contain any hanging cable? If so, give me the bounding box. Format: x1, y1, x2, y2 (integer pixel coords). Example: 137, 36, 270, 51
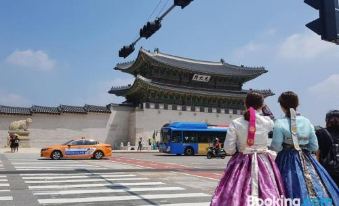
157, 0, 170, 17
147, 0, 163, 21
118, 0, 194, 58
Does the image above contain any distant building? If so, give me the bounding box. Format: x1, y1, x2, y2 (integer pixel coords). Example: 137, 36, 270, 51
0, 105, 111, 148
108, 48, 273, 148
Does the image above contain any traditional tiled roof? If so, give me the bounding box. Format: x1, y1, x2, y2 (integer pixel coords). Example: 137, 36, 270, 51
58, 105, 87, 114
84, 104, 111, 113
0, 105, 31, 115
31, 105, 60, 114
109, 75, 274, 98
115, 48, 267, 78
0, 104, 111, 115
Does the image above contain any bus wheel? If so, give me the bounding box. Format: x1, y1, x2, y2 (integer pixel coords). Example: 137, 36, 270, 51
184, 147, 194, 156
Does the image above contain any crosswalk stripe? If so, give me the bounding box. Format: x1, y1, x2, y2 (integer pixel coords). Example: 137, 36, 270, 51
15, 166, 100, 169
16, 168, 103, 171
20, 172, 125, 176
33, 186, 185, 195
22, 174, 135, 180
0, 179, 8, 182
142, 203, 210, 206
0, 176, 6, 178
37, 193, 209, 204
29, 182, 165, 189
0, 190, 10, 192
12, 163, 93, 165
25, 177, 148, 184
0, 184, 9, 187
0, 196, 13, 201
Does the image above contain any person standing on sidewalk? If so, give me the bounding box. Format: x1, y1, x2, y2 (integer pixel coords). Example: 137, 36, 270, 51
316, 110, 339, 186
271, 91, 339, 205
210, 92, 285, 206
137, 137, 143, 151
9, 134, 15, 153
14, 135, 20, 152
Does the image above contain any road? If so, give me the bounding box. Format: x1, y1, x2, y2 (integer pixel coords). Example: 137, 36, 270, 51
0, 151, 230, 206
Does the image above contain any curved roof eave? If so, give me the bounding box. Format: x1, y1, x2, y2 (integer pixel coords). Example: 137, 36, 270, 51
114, 48, 267, 78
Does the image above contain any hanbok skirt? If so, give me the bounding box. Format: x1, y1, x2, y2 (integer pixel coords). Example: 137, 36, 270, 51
275, 149, 339, 206
210, 152, 285, 206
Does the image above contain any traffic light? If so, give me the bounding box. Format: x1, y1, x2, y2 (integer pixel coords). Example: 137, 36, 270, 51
174, 0, 193, 9
118, 44, 135, 58
139, 19, 162, 39
305, 0, 339, 44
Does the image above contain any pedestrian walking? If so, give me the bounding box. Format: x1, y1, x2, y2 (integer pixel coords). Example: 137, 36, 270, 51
9, 134, 15, 153
210, 92, 285, 206
148, 138, 152, 151
316, 110, 339, 186
14, 135, 20, 152
271, 91, 339, 205
137, 137, 143, 151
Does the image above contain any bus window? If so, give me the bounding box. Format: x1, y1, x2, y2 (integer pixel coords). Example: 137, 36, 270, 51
183, 131, 198, 143
171, 131, 182, 143
197, 132, 210, 143
161, 129, 170, 143
210, 131, 227, 144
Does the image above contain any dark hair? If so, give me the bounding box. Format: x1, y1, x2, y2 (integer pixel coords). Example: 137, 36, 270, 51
326, 110, 339, 128
278, 91, 299, 118
244, 92, 264, 121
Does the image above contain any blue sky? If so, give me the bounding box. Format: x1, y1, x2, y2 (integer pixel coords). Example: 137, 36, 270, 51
0, 0, 338, 126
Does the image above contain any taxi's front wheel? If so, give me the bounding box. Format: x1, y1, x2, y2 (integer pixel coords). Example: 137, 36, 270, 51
51, 150, 62, 160
93, 151, 104, 160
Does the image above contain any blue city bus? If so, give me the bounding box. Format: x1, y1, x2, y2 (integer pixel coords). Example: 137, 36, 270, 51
159, 122, 227, 155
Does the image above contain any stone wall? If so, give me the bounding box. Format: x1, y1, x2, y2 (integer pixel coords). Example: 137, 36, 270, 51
0, 103, 242, 149
0, 113, 111, 148
109, 103, 241, 148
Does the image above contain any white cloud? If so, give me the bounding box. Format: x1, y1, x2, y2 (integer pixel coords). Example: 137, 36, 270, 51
234, 41, 266, 58
232, 28, 279, 59
229, 30, 339, 125
0, 90, 31, 106
278, 32, 339, 59
309, 74, 339, 98
83, 77, 135, 105
6, 49, 56, 71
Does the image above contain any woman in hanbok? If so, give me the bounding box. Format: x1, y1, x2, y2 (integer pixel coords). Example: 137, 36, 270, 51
211, 92, 285, 206
271, 91, 339, 205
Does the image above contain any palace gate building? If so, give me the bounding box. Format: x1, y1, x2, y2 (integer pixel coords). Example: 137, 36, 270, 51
108, 48, 273, 148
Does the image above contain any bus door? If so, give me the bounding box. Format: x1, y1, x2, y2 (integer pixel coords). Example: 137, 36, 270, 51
198, 132, 210, 155
170, 130, 183, 154
182, 131, 199, 155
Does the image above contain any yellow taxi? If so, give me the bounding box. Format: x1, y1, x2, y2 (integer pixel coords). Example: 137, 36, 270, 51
40, 138, 112, 160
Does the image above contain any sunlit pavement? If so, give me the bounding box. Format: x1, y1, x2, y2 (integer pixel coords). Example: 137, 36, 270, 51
0, 151, 228, 206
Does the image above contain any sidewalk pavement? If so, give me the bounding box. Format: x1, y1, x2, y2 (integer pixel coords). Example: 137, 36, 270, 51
0, 147, 159, 154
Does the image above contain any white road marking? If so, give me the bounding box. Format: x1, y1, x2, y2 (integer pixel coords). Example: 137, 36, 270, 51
0, 190, 10, 192
0, 179, 8, 182
0, 196, 13, 201
15, 166, 100, 169
22, 174, 135, 180
20, 172, 124, 176
12, 163, 91, 165
29, 182, 165, 189
33, 186, 185, 195
0, 184, 10, 187
38, 193, 209, 204
16, 168, 103, 171
26, 177, 148, 184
